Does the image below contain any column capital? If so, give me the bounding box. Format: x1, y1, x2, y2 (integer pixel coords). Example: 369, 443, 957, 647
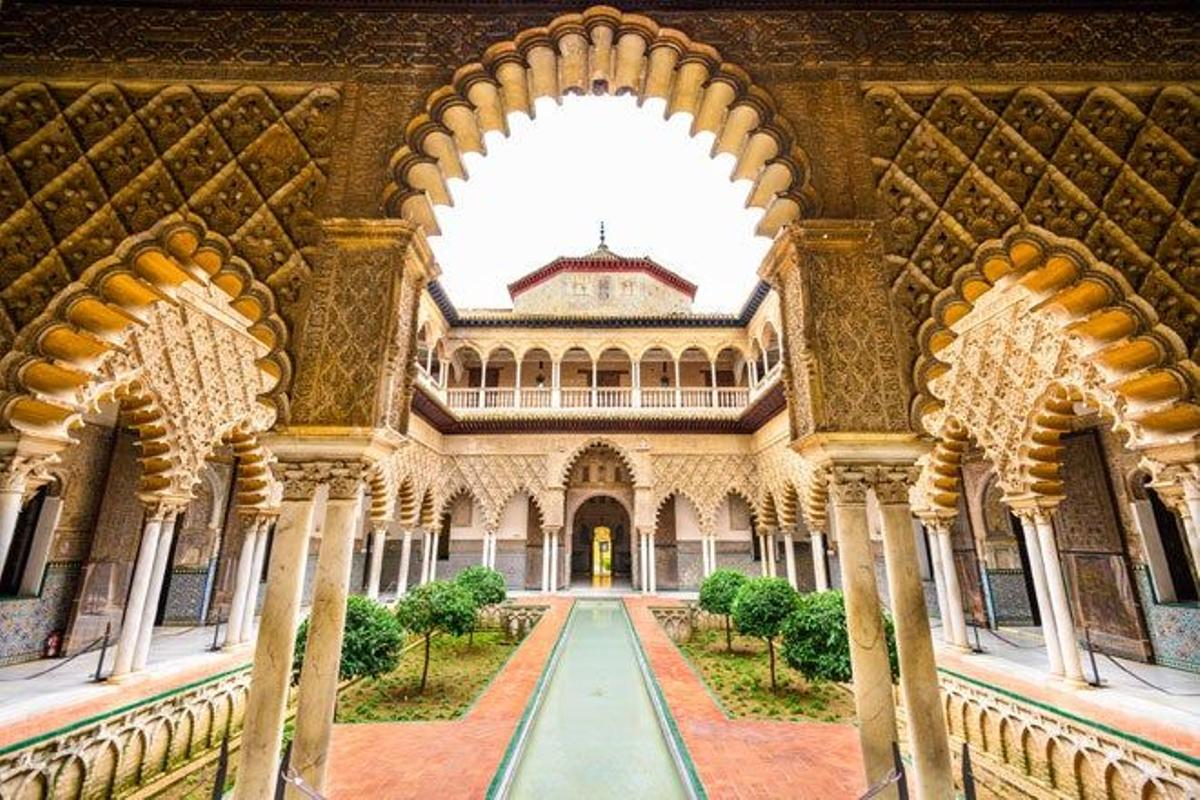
828, 464, 871, 506
141, 496, 189, 521
916, 513, 955, 536
1005, 495, 1060, 525
271, 459, 367, 501
864, 463, 920, 506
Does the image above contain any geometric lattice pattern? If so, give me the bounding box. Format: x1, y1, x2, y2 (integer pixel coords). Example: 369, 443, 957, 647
0, 81, 340, 350
866, 84, 1200, 369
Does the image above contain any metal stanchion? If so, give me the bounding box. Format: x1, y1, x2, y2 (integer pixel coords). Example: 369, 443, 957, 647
960, 742, 977, 799
275, 739, 293, 800
209, 613, 224, 652
1083, 626, 1104, 688
211, 735, 230, 800
92, 622, 110, 683
893, 741, 909, 800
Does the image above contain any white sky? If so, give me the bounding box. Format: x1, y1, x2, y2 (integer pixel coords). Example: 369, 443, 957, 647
429, 94, 770, 312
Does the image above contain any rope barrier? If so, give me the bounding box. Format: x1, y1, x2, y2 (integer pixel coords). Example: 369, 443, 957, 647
0, 631, 109, 682
1101, 652, 1200, 697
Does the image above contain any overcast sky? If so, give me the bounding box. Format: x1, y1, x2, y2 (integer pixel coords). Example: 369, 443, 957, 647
429, 94, 770, 312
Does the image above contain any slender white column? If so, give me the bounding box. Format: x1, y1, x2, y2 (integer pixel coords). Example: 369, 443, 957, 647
549, 529, 560, 592
935, 526, 969, 649
225, 518, 259, 647
366, 525, 386, 599
429, 530, 440, 580
19, 494, 64, 596
708, 536, 718, 574
481, 531, 491, 566
783, 528, 797, 589
923, 522, 952, 644
811, 531, 829, 591
132, 508, 181, 671
1182, 472, 1200, 573
541, 528, 551, 592
1033, 509, 1085, 683
397, 529, 413, 596
766, 531, 778, 577
639, 531, 649, 592
1014, 511, 1064, 676
234, 491, 320, 800
419, 530, 432, 584
700, 533, 711, 577
241, 519, 271, 642
292, 490, 360, 795
111, 512, 166, 679
758, 534, 769, 576
648, 531, 657, 593
0, 486, 26, 578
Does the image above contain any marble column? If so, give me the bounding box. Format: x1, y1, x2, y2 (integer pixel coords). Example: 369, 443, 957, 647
366, 524, 386, 599
1013, 510, 1064, 676
541, 527, 551, 592
292, 479, 362, 797
648, 531, 657, 593
783, 527, 798, 589
133, 506, 183, 671
811, 531, 829, 591
223, 516, 260, 647
397, 528, 413, 596
241, 517, 271, 642
830, 467, 898, 796
549, 528, 560, 592
758, 533, 769, 576
931, 520, 969, 649
429, 530, 440, 581
110, 509, 167, 679
875, 471, 954, 799
234, 485, 322, 800
0, 484, 26, 579
708, 535, 719, 573
639, 530, 649, 593
766, 530, 778, 577
701, 533, 712, 577
921, 519, 953, 647
419, 529, 432, 585
1181, 470, 1200, 572
1032, 508, 1085, 683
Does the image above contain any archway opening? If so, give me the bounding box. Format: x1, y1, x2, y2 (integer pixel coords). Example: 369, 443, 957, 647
570, 496, 631, 587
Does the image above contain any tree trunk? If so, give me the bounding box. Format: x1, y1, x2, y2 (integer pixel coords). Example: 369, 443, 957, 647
420, 632, 432, 692
724, 615, 732, 653
768, 637, 776, 691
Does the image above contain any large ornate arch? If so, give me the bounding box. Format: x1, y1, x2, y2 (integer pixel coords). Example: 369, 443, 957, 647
555, 436, 643, 487
383, 5, 817, 238
0, 217, 286, 498
917, 226, 1200, 509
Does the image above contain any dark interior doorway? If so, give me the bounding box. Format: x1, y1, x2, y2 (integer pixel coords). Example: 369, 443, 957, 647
571, 496, 631, 579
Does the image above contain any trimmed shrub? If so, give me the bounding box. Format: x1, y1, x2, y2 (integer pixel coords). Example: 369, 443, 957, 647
455, 566, 507, 644
780, 589, 899, 684
395, 580, 477, 691
698, 569, 748, 652
292, 595, 405, 683
731, 577, 799, 690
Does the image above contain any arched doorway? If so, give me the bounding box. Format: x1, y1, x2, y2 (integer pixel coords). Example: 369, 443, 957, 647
571, 496, 631, 587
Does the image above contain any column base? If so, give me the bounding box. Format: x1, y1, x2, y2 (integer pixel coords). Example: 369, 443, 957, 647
221, 641, 254, 654
105, 669, 151, 686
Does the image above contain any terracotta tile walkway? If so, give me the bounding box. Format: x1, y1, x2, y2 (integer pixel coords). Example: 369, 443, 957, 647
624, 596, 866, 800
325, 596, 572, 800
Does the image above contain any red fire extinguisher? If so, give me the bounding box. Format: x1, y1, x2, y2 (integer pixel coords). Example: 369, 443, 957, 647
44, 630, 62, 658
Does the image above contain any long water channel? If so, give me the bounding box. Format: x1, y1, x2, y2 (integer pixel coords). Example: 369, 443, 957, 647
499, 600, 698, 799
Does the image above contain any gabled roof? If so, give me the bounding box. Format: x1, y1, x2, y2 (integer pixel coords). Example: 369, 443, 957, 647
506, 244, 698, 301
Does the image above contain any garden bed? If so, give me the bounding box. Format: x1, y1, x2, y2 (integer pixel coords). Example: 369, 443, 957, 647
676, 628, 856, 723
334, 630, 519, 722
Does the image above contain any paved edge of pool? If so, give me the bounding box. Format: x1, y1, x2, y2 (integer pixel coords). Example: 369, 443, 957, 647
484, 598, 578, 800
485, 598, 708, 800
620, 599, 709, 800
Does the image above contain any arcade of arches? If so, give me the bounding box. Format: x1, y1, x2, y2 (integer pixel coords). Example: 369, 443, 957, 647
0, 3, 1197, 800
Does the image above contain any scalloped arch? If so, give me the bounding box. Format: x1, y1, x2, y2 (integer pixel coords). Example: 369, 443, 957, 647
0, 215, 291, 442
557, 436, 642, 487
383, 5, 817, 239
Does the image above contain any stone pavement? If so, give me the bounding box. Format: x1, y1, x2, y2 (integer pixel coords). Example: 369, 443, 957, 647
324, 596, 572, 800
623, 596, 867, 800
0, 624, 250, 749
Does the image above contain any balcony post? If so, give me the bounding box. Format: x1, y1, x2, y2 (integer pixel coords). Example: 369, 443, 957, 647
710, 361, 718, 407
674, 360, 682, 407
478, 355, 488, 408
514, 360, 522, 409
591, 361, 598, 407
552, 361, 561, 408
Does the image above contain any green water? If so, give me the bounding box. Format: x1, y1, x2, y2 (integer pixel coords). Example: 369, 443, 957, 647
506, 600, 691, 799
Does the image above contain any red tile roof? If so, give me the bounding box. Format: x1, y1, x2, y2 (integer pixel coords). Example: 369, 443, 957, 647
506, 245, 698, 300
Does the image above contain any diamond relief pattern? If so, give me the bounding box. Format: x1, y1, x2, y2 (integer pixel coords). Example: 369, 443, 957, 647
866, 84, 1200, 377
0, 81, 340, 360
